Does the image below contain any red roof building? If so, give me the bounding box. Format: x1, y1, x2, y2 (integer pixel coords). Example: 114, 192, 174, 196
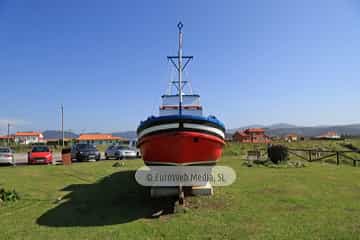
233, 128, 270, 143
76, 134, 128, 144
15, 131, 42, 137
0, 135, 14, 140
0, 135, 15, 144
14, 132, 44, 144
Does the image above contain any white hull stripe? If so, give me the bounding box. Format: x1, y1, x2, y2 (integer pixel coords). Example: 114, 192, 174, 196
138, 122, 225, 140
144, 160, 217, 166
138, 123, 179, 139
183, 123, 225, 139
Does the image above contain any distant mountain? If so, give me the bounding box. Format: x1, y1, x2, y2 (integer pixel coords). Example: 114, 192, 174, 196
227, 123, 298, 134
42, 130, 79, 139
227, 125, 264, 134
267, 123, 298, 129
112, 131, 137, 140
343, 124, 360, 128
266, 125, 360, 137
42, 130, 136, 140
42, 123, 360, 140
227, 123, 360, 137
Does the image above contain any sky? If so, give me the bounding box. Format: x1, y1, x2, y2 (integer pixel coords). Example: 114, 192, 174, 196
1, 0, 360, 134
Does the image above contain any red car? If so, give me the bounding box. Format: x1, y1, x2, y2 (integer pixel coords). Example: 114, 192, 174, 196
28, 145, 53, 165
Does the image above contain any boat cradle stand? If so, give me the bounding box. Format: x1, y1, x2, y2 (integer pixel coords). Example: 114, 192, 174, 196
150, 182, 213, 204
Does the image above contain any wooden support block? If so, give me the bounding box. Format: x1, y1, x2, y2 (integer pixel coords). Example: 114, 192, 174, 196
150, 187, 179, 198
191, 182, 213, 196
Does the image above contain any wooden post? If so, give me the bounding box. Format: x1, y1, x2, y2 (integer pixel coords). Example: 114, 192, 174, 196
308, 150, 312, 162
354, 160, 357, 167
336, 152, 340, 165
178, 185, 184, 205
7, 123, 10, 146
61, 104, 64, 148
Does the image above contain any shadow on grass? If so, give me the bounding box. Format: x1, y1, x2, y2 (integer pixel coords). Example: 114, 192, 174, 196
0, 163, 14, 167
37, 170, 176, 227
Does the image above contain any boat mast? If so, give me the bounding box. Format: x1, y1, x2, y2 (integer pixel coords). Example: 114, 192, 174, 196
177, 22, 183, 115
166, 22, 193, 115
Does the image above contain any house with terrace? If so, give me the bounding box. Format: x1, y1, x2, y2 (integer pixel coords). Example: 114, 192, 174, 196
14, 132, 44, 144
232, 128, 270, 143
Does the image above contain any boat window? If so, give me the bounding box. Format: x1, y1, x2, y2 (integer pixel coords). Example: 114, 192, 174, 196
0, 148, 10, 153
32, 146, 50, 152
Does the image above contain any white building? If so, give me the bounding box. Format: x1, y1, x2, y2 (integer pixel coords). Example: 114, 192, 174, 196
14, 132, 44, 144
316, 131, 341, 140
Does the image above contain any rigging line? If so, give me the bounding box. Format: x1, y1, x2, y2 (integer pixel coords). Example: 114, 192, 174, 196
184, 69, 193, 94
169, 59, 179, 93
188, 71, 193, 94
166, 59, 173, 95
168, 57, 179, 71
182, 57, 192, 71
151, 96, 157, 116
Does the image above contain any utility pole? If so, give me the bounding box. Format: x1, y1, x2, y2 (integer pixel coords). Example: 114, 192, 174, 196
7, 123, 10, 146
61, 104, 64, 148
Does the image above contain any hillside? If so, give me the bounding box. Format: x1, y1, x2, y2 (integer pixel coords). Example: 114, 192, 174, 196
266, 125, 360, 137
229, 123, 360, 137
112, 131, 137, 139
42, 130, 79, 139
42, 123, 360, 140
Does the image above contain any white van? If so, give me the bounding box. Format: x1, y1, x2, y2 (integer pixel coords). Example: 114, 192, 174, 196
128, 139, 141, 158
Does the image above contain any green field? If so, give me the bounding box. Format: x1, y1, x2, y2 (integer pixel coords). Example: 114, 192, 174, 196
1, 141, 360, 239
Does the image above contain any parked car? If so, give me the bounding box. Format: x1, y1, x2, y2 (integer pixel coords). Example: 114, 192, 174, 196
129, 139, 141, 158
28, 145, 53, 165
0, 147, 14, 165
71, 144, 101, 161
105, 145, 137, 160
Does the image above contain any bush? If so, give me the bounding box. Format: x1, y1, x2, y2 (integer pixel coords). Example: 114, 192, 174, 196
0, 188, 20, 203
268, 145, 288, 164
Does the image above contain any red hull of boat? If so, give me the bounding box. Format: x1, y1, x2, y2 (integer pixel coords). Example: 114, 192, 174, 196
138, 131, 225, 165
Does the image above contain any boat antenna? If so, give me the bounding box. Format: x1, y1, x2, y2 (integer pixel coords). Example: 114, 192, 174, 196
167, 22, 193, 116
177, 22, 183, 116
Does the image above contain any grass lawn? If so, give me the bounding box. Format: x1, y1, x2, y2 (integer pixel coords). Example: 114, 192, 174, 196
1, 142, 360, 239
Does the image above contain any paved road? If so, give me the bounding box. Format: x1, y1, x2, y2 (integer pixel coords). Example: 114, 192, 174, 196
11, 152, 108, 165
12, 153, 62, 165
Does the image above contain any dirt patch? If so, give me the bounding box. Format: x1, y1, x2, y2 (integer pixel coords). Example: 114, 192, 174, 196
261, 187, 286, 194
344, 208, 360, 212
186, 195, 228, 210
287, 204, 307, 211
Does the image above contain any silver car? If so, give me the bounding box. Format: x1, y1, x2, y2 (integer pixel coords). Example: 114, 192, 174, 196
105, 145, 137, 160
0, 147, 14, 165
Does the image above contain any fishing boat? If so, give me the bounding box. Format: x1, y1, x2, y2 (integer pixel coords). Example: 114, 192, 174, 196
137, 22, 225, 166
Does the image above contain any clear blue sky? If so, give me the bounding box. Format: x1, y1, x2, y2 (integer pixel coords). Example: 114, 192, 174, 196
1, 0, 360, 134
